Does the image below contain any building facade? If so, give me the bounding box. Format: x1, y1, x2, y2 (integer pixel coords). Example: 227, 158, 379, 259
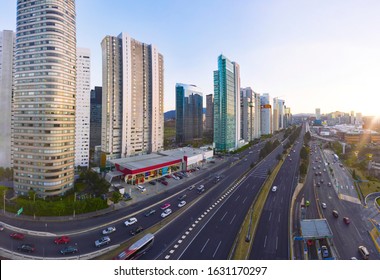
0, 30, 15, 168
213, 55, 240, 152
240, 87, 255, 142
75, 48, 90, 167
175, 83, 203, 144
205, 94, 214, 133
253, 91, 261, 139
13, 0, 76, 196
260, 93, 272, 135
90, 86, 102, 149
316, 108, 321, 120
101, 32, 164, 163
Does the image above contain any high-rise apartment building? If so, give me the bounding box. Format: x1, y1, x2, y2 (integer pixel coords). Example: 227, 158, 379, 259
213, 54, 240, 151
13, 0, 76, 196
0, 30, 15, 168
316, 108, 321, 120
240, 87, 255, 142
253, 91, 261, 139
75, 48, 90, 167
175, 84, 203, 144
260, 93, 272, 135
272, 97, 279, 132
205, 94, 214, 133
101, 33, 164, 161
90, 86, 102, 149
278, 99, 285, 129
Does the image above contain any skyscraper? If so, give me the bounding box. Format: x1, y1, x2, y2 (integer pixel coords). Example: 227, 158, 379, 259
213, 54, 240, 151
0, 30, 15, 168
316, 108, 321, 120
272, 97, 279, 132
205, 94, 214, 133
240, 87, 255, 142
253, 91, 261, 139
75, 48, 90, 167
90, 86, 102, 149
101, 33, 164, 161
13, 0, 76, 197
175, 83, 203, 144
260, 93, 272, 135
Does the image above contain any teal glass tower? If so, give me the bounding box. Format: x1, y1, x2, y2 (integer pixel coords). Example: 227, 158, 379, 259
213, 55, 240, 152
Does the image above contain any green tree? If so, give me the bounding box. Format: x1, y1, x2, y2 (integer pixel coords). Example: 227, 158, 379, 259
111, 191, 122, 203
299, 162, 308, 176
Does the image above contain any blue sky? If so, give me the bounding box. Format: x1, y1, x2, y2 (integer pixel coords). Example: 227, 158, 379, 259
2, 0, 380, 116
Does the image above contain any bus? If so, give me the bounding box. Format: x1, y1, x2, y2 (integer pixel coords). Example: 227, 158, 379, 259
114, 233, 154, 260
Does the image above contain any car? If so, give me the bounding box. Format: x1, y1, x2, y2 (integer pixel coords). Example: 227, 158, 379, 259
149, 181, 156, 185
124, 217, 138, 226
197, 185, 204, 191
165, 175, 171, 179
178, 200, 186, 208
136, 185, 146, 192
0, 224, 4, 231
178, 194, 187, 201
17, 244, 35, 253
60, 246, 78, 255
305, 200, 310, 207
343, 217, 350, 224
332, 210, 339, 218
358, 246, 370, 259
321, 179, 324, 183
317, 182, 320, 187
54, 235, 70, 244
102, 226, 116, 235
321, 202, 327, 209
95, 236, 111, 247
160, 203, 171, 210
161, 208, 172, 218
272, 186, 278, 192
161, 180, 168, 186
10, 233, 25, 240
129, 225, 143, 236
321, 245, 329, 258
172, 175, 180, 180
188, 185, 195, 191
123, 192, 132, 200
328, 182, 332, 187
144, 209, 156, 217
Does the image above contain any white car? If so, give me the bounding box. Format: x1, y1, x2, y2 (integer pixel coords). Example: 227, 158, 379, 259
124, 217, 138, 226
137, 185, 146, 192
321, 203, 327, 209
102, 226, 116, 235
272, 186, 278, 192
178, 201, 186, 208
161, 208, 172, 218
172, 175, 180, 180
95, 236, 110, 247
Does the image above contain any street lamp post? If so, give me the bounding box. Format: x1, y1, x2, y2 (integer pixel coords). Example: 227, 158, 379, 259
73, 192, 76, 218
33, 193, 36, 220
3, 193, 5, 215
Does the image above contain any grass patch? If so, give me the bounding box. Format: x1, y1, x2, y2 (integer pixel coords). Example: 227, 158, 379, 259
232, 156, 285, 259
350, 168, 380, 197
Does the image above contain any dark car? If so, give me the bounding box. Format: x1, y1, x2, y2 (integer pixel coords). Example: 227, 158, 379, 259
178, 194, 187, 201
17, 244, 35, 253
149, 181, 156, 185
60, 246, 78, 255
343, 217, 350, 224
332, 210, 339, 218
144, 209, 156, 217
10, 233, 25, 240
129, 225, 143, 236
161, 180, 168, 186
123, 192, 132, 200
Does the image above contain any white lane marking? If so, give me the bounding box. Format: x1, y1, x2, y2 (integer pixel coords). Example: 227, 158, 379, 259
278, 213, 281, 222
281, 197, 283, 203
212, 241, 222, 258
200, 238, 210, 253
269, 212, 272, 221
264, 235, 267, 248
230, 214, 236, 225
235, 195, 240, 201
243, 196, 248, 204
169, 250, 174, 254
276, 236, 278, 250
220, 211, 228, 222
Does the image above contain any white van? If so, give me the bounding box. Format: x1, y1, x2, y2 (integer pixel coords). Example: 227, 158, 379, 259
137, 185, 146, 192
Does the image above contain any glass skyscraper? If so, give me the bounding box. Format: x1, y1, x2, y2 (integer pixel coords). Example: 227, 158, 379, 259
175, 83, 203, 144
213, 55, 240, 152
13, 0, 76, 196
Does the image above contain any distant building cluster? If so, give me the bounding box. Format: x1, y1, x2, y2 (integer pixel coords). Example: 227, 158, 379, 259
1, 0, 294, 197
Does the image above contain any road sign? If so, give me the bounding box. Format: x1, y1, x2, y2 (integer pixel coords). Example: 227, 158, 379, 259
294, 236, 304, 241
16, 207, 23, 216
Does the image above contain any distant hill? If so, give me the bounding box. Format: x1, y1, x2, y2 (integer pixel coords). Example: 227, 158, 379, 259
164, 108, 206, 121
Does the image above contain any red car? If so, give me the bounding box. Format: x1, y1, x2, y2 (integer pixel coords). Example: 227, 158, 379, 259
343, 217, 350, 225
10, 233, 25, 240
54, 235, 70, 244
161, 181, 168, 186
160, 203, 171, 210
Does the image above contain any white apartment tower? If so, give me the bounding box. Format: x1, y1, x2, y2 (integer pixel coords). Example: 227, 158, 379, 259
13, 0, 76, 196
240, 87, 255, 142
101, 33, 164, 161
253, 91, 261, 139
0, 30, 15, 168
260, 93, 272, 135
75, 48, 90, 167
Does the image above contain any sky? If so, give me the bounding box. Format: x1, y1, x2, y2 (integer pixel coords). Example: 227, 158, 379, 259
1, 0, 380, 116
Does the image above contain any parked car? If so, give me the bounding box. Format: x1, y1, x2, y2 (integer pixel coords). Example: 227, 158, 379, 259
95, 236, 111, 247
136, 185, 146, 192
124, 217, 138, 226
144, 209, 156, 217
149, 181, 156, 185
54, 235, 70, 244
123, 193, 132, 200
129, 225, 144, 236
161, 208, 172, 218
102, 226, 116, 235
160, 203, 171, 210
60, 246, 78, 255
178, 200, 186, 208
10, 233, 25, 240
17, 244, 35, 253
343, 217, 350, 224
161, 180, 168, 186
321, 245, 329, 258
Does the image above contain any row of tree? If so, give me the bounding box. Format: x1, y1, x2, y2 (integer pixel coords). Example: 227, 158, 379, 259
259, 139, 281, 159
0, 167, 13, 181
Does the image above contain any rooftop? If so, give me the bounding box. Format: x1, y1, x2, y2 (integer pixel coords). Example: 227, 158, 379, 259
300, 219, 334, 239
